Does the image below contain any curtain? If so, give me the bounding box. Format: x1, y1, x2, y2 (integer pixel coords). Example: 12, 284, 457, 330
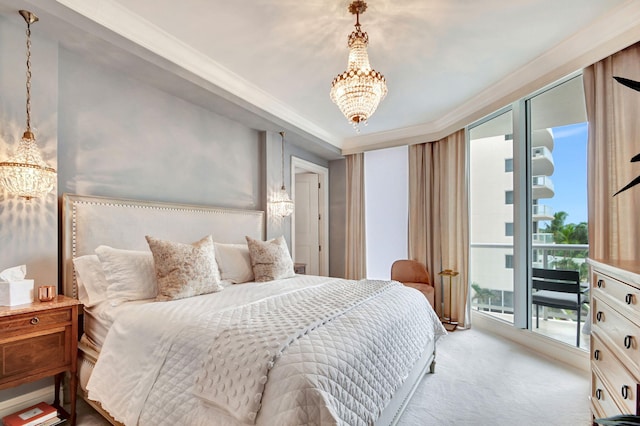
584, 42, 640, 261
345, 153, 366, 279
409, 130, 469, 327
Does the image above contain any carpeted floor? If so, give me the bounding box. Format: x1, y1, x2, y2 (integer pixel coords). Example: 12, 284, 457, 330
76, 327, 591, 425
397, 327, 591, 426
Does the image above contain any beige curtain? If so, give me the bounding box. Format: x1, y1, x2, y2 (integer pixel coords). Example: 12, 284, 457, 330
409, 130, 469, 327
584, 42, 640, 261
345, 153, 366, 279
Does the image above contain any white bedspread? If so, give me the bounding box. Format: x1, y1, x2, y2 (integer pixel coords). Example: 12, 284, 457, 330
87, 276, 445, 426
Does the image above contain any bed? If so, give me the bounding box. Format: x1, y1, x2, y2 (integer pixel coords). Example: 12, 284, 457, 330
61, 193, 445, 426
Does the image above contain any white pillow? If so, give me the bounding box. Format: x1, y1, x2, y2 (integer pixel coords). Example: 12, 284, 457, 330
72, 254, 108, 307
95, 245, 158, 306
214, 243, 254, 284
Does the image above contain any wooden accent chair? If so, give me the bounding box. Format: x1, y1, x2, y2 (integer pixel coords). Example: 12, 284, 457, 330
391, 260, 435, 308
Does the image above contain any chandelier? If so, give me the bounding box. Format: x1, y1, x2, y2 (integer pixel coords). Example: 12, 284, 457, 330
271, 131, 294, 217
0, 10, 56, 200
330, 0, 387, 132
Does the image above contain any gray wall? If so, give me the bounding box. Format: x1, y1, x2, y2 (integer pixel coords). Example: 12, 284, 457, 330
0, 16, 337, 404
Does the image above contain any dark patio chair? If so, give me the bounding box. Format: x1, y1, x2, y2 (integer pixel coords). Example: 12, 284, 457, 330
532, 268, 586, 347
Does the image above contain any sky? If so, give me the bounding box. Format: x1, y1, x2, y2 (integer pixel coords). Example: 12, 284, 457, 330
547, 122, 588, 225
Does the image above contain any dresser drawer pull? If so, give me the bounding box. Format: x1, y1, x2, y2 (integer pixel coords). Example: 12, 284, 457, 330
596, 311, 604, 322
597, 279, 603, 288
30, 317, 39, 325
625, 293, 634, 305
621, 385, 630, 400
595, 389, 603, 400
624, 335, 633, 349
593, 349, 600, 361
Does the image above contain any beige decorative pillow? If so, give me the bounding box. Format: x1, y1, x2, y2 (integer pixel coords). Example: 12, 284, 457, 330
146, 235, 223, 301
245, 235, 295, 282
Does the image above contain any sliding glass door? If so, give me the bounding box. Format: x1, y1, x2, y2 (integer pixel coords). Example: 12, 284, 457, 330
469, 74, 589, 349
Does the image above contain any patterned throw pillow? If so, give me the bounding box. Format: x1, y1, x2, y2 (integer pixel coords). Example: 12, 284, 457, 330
146, 235, 223, 301
245, 235, 295, 282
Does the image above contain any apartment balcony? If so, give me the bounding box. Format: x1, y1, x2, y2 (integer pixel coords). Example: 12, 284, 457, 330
471, 243, 590, 349
531, 128, 554, 151
532, 175, 554, 199
532, 233, 554, 244
531, 146, 554, 176
532, 204, 554, 221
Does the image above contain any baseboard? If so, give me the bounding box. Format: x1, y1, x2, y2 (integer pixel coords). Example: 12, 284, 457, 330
0, 385, 55, 419
472, 310, 590, 372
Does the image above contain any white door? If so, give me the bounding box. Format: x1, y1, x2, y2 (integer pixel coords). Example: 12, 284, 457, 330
295, 173, 320, 275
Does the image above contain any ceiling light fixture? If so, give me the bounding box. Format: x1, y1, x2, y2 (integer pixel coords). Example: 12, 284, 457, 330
0, 10, 56, 200
271, 131, 294, 217
330, 0, 387, 132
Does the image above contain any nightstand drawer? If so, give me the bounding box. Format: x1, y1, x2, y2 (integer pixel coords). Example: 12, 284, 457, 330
592, 369, 627, 418
0, 308, 71, 335
0, 330, 68, 381
593, 272, 640, 326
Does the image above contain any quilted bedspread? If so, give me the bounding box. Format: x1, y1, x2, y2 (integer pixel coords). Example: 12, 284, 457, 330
87, 276, 445, 426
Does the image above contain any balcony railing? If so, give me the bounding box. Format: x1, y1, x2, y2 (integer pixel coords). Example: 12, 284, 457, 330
532, 204, 554, 221
532, 233, 554, 244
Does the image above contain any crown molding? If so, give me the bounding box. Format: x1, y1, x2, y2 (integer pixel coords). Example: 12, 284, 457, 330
53, 0, 342, 149
341, 0, 640, 155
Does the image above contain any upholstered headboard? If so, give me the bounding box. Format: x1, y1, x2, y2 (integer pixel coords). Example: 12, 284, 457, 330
61, 193, 265, 298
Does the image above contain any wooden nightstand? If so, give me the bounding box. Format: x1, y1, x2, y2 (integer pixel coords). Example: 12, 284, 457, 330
294, 263, 306, 274
0, 295, 81, 426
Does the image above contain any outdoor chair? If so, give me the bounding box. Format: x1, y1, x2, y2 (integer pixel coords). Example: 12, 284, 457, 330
532, 268, 586, 347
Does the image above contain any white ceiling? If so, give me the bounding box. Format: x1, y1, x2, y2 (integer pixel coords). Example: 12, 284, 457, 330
1, 0, 639, 159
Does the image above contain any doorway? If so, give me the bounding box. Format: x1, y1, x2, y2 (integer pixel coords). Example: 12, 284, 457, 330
291, 157, 329, 276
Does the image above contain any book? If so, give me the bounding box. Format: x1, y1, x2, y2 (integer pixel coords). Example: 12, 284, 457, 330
37, 417, 64, 426
2, 402, 57, 426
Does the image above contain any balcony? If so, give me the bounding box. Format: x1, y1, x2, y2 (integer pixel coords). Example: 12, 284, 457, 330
532, 175, 554, 199
471, 243, 589, 349
531, 146, 554, 176
532, 204, 554, 221
532, 233, 554, 244
531, 128, 554, 151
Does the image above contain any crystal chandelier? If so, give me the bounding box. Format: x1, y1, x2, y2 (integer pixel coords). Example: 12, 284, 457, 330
271, 131, 294, 217
0, 10, 56, 200
330, 0, 387, 132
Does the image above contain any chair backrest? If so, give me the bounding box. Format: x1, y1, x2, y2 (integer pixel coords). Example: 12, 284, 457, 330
391, 260, 431, 285
532, 268, 580, 294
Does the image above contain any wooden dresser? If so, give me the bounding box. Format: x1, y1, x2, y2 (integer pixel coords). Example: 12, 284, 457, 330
0, 296, 81, 425
589, 259, 640, 419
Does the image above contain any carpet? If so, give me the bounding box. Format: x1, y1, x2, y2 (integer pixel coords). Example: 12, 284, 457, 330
397, 327, 591, 426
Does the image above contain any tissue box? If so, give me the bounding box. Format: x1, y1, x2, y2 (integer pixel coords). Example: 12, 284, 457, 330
0, 280, 34, 306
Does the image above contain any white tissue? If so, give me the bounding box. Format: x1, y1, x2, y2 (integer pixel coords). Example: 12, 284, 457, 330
0, 264, 26, 282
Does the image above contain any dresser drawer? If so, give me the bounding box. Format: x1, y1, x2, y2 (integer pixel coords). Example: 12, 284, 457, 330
592, 333, 640, 414
0, 307, 71, 336
593, 272, 640, 326
592, 297, 640, 374
592, 369, 628, 418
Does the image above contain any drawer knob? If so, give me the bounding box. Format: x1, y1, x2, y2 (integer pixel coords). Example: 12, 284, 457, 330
30, 317, 39, 325
593, 349, 600, 361
597, 279, 603, 288
621, 385, 630, 400
596, 311, 604, 322
624, 335, 633, 349
595, 389, 603, 400
625, 293, 634, 305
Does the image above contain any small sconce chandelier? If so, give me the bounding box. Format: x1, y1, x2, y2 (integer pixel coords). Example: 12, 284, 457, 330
271, 131, 294, 217
0, 10, 56, 200
330, 0, 387, 132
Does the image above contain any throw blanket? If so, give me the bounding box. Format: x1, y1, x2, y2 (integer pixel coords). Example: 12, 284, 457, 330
192, 279, 396, 422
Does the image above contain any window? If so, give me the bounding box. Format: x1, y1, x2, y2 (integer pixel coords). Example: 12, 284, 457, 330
505, 222, 514, 237
505, 158, 513, 172
505, 254, 513, 269
505, 191, 514, 205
